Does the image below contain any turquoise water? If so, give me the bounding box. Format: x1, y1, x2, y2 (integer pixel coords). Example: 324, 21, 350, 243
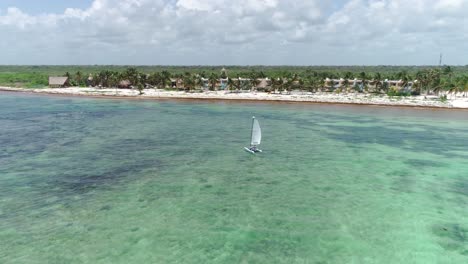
0, 92, 467, 263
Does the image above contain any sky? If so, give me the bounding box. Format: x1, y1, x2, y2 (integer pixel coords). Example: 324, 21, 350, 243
0, 0, 467, 65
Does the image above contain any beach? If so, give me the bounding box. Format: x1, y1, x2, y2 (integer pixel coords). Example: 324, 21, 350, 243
2, 86, 468, 109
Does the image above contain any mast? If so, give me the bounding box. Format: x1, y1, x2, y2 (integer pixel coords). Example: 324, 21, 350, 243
250, 116, 255, 147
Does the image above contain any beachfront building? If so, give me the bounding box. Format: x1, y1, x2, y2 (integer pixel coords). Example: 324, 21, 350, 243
325, 78, 340, 89
218, 78, 228, 90
170, 78, 184, 89
86, 74, 94, 87
323, 78, 415, 91
237, 77, 251, 89
49, 77, 70, 88
220, 67, 228, 78
118, 80, 131, 89
256, 78, 271, 90
200, 77, 210, 90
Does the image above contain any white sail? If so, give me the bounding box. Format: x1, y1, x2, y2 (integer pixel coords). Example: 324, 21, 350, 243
251, 118, 262, 146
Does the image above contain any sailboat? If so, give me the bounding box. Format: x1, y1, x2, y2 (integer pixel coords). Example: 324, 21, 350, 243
244, 116, 262, 154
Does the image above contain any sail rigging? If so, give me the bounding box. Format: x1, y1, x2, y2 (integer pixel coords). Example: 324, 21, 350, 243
250, 117, 261, 146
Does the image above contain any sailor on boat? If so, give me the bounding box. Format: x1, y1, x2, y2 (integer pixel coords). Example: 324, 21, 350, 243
249, 145, 259, 153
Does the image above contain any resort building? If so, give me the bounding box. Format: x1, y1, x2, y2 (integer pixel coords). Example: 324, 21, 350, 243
48, 77, 70, 88
170, 78, 184, 89
256, 78, 271, 90
86, 74, 94, 87
200, 77, 210, 89
324, 78, 414, 90
218, 78, 228, 90
118, 80, 131, 89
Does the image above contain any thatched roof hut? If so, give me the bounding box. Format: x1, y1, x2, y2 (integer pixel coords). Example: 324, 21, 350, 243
256, 78, 271, 89
86, 74, 94, 86
49, 77, 69, 88
170, 78, 184, 89
118, 80, 131, 88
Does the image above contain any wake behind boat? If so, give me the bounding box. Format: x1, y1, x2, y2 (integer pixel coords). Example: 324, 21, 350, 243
244, 116, 262, 154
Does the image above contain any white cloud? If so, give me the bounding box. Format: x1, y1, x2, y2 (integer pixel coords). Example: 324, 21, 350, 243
0, 0, 468, 65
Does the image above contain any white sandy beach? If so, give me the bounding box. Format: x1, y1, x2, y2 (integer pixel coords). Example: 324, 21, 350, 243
2, 86, 468, 109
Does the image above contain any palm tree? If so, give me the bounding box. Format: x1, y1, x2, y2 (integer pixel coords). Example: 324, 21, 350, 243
234, 76, 241, 91
193, 74, 203, 90
415, 70, 429, 95
342, 78, 350, 93
199, 71, 207, 78
108, 72, 119, 88
381, 79, 389, 94
226, 77, 235, 92
359, 72, 368, 92
91, 73, 99, 88
148, 72, 161, 88
270, 77, 281, 93
123, 67, 140, 87
182, 72, 195, 92
290, 73, 300, 90
318, 77, 326, 92
98, 70, 114, 87
311, 77, 322, 93
302, 76, 312, 93
75, 71, 83, 86
373, 72, 382, 93
396, 70, 412, 92
249, 76, 260, 91
140, 74, 148, 88
161, 70, 172, 89
278, 78, 287, 94
282, 78, 292, 94
443, 65, 453, 85
462, 77, 468, 97
208, 73, 218, 91
428, 69, 442, 94
137, 83, 144, 95
342, 72, 353, 93
449, 76, 468, 98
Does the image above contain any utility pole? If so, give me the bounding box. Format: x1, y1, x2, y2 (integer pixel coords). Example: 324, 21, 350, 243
439, 53, 443, 67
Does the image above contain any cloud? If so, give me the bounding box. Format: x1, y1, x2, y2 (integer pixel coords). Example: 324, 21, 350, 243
0, 0, 468, 65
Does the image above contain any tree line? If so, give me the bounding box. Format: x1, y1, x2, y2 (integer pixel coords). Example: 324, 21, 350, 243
63, 66, 468, 96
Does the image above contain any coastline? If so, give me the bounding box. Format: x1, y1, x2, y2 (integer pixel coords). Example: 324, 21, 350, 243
2, 86, 468, 109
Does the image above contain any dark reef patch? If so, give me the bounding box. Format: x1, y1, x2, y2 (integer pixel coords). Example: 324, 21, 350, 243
452, 179, 468, 197
404, 159, 447, 168
324, 124, 468, 157
432, 223, 468, 255
387, 169, 414, 193
51, 160, 162, 196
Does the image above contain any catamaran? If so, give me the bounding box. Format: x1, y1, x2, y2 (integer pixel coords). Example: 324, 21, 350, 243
244, 116, 262, 154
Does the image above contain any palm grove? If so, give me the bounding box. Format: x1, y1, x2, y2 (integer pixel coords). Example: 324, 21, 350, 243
2, 65, 468, 96
62, 66, 468, 96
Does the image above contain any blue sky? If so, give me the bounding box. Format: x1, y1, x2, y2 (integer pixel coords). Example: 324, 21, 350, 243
0, 0, 467, 65
0, 0, 93, 14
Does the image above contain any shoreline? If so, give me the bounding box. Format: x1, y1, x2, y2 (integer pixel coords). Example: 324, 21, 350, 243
2, 86, 468, 109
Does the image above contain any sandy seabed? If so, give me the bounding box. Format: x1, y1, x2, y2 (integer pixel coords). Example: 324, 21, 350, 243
2, 86, 468, 109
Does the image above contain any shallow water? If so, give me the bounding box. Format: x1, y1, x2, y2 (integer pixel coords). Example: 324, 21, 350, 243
0, 92, 467, 263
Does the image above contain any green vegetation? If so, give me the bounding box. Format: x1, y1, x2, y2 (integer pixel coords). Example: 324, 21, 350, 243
0, 72, 48, 88
387, 88, 411, 97
1, 65, 468, 96
440, 94, 448, 102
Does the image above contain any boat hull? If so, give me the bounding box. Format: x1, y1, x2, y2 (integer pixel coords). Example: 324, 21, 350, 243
244, 147, 262, 154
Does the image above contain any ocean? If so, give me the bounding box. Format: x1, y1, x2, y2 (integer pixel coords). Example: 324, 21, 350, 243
0, 92, 467, 263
